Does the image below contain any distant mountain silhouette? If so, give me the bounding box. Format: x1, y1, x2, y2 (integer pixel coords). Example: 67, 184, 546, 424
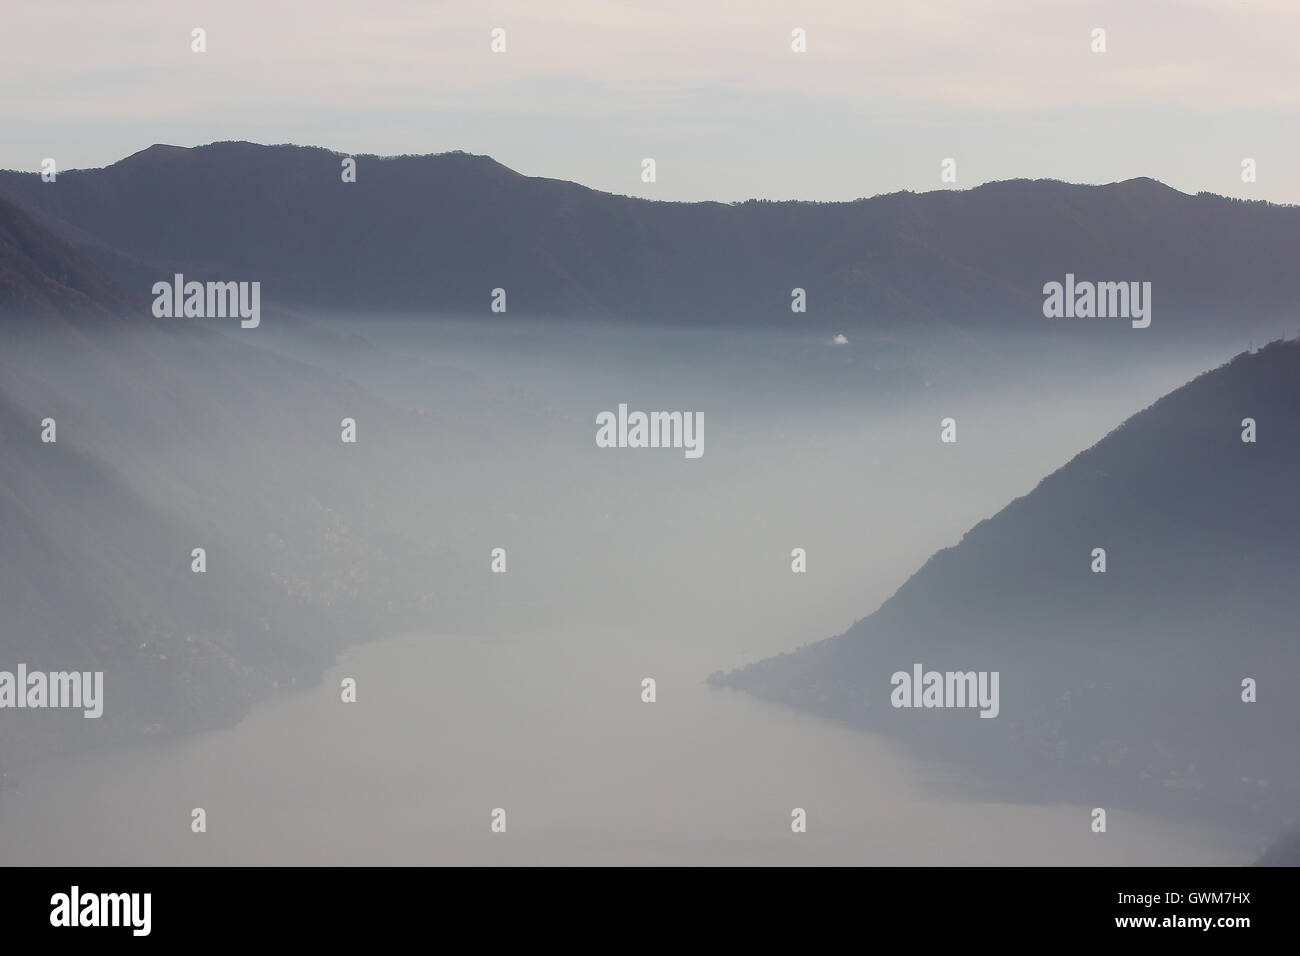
712, 340, 1300, 829
1, 142, 1297, 337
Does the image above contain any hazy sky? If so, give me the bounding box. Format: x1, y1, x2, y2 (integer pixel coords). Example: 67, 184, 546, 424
2, 0, 1297, 203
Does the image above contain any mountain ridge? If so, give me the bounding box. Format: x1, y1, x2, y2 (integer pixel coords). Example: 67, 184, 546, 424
13, 142, 1282, 207
1, 142, 1295, 339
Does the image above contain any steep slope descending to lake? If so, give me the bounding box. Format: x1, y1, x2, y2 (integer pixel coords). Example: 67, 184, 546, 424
713, 340, 1300, 831
0, 213, 564, 775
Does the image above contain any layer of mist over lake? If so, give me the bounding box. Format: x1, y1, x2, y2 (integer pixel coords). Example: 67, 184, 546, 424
0, 630, 1252, 865
0, 315, 1260, 864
